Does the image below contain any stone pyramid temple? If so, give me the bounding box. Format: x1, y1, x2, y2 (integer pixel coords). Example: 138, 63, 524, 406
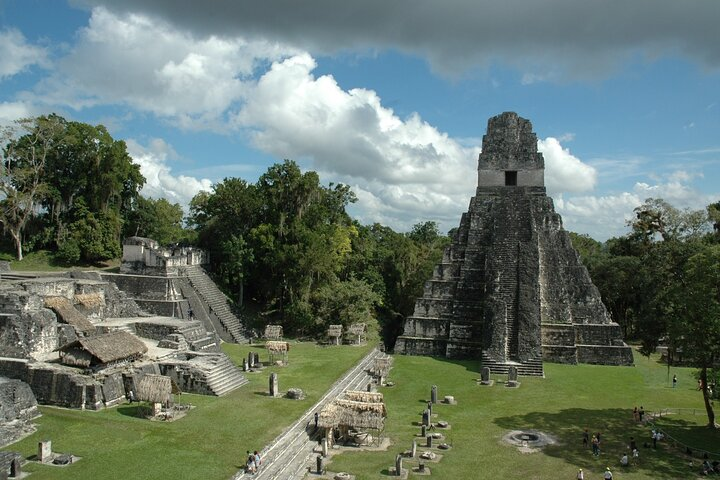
394, 112, 633, 375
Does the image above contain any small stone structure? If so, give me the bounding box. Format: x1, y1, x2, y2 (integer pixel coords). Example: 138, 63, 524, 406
38, 440, 52, 463
0, 376, 40, 448
506, 366, 520, 388
395, 112, 633, 374
0, 451, 22, 478
285, 387, 304, 400
479, 366, 494, 386
120, 237, 208, 276
269, 372, 279, 397
502, 429, 556, 452
394, 454, 403, 476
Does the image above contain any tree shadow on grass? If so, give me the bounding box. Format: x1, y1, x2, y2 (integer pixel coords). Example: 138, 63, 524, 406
494, 407, 697, 479
116, 404, 147, 418
429, 356, 481, 375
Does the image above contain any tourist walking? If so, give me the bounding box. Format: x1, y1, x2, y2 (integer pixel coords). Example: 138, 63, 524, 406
604, 466, 614, 479
672, 374, 677, 388
576, 468, 584, 479
253, 450, 262, 472
246, 450, 256, 474
582, 428, 589, 448
591, 435, 600, 456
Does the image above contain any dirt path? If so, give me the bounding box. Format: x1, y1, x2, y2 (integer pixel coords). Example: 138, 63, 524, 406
231, 347, 383, 480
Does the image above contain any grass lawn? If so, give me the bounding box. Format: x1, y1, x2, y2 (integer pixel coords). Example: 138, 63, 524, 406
327, 349, 719, 480
0, 249, 121, 272
2, 345, 717, 480
1, 342, 373, 480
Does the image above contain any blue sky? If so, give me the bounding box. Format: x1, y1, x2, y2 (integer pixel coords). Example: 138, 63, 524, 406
1, 0, 719, 240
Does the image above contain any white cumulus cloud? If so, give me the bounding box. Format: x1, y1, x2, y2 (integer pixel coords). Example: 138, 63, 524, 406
125, 138, 213, 207
539, 137, 597, 194
32, 7, 299, 129
0, 29, 48, 80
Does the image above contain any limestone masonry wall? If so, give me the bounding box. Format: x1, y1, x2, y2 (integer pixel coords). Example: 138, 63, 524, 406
396, 112, 633, 372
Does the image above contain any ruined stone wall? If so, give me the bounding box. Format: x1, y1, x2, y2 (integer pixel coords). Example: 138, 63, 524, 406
101, 273, 171, 300
0, 291, 58, 358
0, 377, 39, 422
68, 271, 144, 318
134, 321, 181, 341
0, 358, 125, 410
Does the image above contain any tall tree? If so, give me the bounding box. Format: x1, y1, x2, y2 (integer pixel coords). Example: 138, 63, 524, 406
42, 116, 144, 247
680, 244, 720, 428
124, 196, 187, 246
0, 116, 62, 260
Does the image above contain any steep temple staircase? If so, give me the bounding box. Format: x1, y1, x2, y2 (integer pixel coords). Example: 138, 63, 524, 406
480, 191, 544, 376
180, 265, 248, 344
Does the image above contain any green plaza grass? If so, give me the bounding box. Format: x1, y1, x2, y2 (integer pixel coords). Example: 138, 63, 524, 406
328, 350, 718, 479
2, 342, 372, 480
2, 345, 717, 479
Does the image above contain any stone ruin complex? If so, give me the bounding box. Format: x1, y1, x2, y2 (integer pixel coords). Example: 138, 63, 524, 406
395, 112, 633, 375
105, 236, 248, 344
0, 239, 250, 436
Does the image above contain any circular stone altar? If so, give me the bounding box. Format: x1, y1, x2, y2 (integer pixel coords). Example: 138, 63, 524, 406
502, 430, 556, 452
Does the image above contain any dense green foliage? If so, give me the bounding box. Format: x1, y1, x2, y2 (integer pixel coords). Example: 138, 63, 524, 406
188, 160, 450, 342
0, 115, 195, 264
571, 198, 720, 427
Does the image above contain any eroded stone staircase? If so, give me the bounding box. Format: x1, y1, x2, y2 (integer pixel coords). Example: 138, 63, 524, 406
481, 352, 544, 376
181, 265, 248, 343
158, 352, 248, 396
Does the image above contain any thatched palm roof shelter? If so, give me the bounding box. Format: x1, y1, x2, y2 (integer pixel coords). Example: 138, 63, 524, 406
266, 340, 290, 365
45, 296, 96, 336
327, 324, 343, 345
317, 399, 387, 431
370, 355, 394, 380
264, 325, 283, 340
342, 390, 383, 403
318, 388, 387, 446
74, 292, 106, 309
346, 323, 367, 344
136, 374, 172, 404
59, 331, 148, 368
